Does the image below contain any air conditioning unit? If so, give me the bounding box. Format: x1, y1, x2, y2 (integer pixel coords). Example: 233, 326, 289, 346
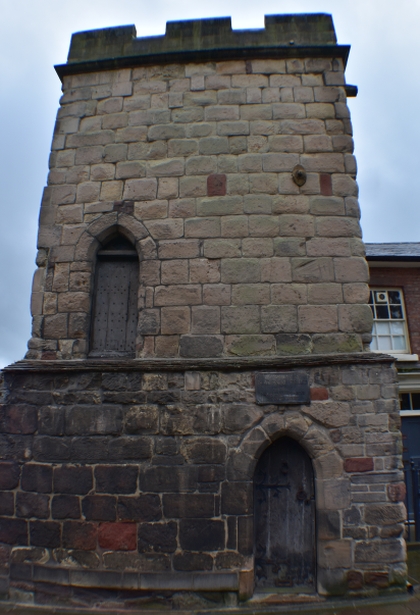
375, 291, 388, 303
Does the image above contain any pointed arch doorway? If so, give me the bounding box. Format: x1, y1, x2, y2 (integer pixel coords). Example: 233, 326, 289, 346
254, 437, 316, 590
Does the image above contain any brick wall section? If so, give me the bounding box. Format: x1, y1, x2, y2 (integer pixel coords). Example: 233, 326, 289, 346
369, 267, 420, 356
0, 361, 406, 604
27, 57, 372, 361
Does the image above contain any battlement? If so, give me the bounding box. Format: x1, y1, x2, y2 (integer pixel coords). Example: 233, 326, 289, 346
56, 14, 348, 78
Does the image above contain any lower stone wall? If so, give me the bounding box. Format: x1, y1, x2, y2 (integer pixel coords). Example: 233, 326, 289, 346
0, 354, 407, 607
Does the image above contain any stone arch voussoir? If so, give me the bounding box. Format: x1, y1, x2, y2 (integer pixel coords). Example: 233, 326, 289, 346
74, 212, 154, 262
233, 411, 338, 483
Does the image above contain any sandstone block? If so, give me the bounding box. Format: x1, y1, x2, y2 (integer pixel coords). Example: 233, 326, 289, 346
309, 196, 345, 216
179, 335, 223, 358
308, 283, 343, 304
221, 215, 249, 238
51, 185, 76, 206
161, 307, 190, 334
227, 173, 249, 195
183, 91, 218, 107
232, 284, 270, 305
292, 258, 334, 283
221, 306, 260, 334
323, 479, 351, 510
147, 158, 184, 177
203, 239, 241, 259
226, 335, 275, 356
144, 219, 183, 240
240, 104, 272, 120
135, 200, 168, 220
278, 215, 314, 237
262, 153, 299, 172
232, 74, 268, 88
203, 284, 231, 306
189, 259, 220, 283
247, 135, 269, 154
167, 139, 198, 157
273, 237, 306, 257
123, 179, 157, 201
293, 86, 314, 103
334, 257, 369, 283
249, 215, 279, 237
218, 121, 249, 136
299, 305, 338, 333
158, 239, 200, 259
221, 258, 260, 283
272, 103, 305, 119
276, 333, 312, 355
185, 217, 220, 238
262, 87, 281, 103
306, 238, 351, 258
318, 540, 351, 569
242, 238, 273, 258
168, 198, 195, 218
238, 154, 262, 173
279, 118, 325, 135
128, 141, 166, 160
332, 174, 358, 197
154, 335, 179, 357
161, 260, 188, 284
271, 283, 307, 304
261, 305, 297, 333
268, 135, 303, 152
197, 196, 242, 217
249, 173, 278, 194
250, 120, 276, 135
355, 539, 405, 564
185, 156, 217, 175
154, 285, 201, 306
260, 257, 292, 283
179, 176, 206, 198
115, 161, 146, 179
338, 304, 373, 334
191, 306, 220, 334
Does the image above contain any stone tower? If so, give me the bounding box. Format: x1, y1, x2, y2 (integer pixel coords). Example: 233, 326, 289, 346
0, 14, 406, 608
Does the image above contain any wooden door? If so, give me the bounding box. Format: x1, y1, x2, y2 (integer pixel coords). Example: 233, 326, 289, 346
254, 437, 315, 589
90, 239, 139, 357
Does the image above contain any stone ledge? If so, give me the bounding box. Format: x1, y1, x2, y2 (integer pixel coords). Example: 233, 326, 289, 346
26, 565, 239, 591
4, 352, 394, 374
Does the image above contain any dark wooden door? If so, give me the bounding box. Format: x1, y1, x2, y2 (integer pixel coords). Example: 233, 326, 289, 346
90, 257, 138, 356
254, 437, 315, 589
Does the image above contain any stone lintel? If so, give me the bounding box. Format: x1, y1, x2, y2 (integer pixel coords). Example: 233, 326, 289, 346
4, 352, 394, 374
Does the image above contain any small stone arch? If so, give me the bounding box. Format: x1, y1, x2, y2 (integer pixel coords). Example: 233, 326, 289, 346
72, 213, 158, 358
74, 212, 154, 263
231, 410, 345, 597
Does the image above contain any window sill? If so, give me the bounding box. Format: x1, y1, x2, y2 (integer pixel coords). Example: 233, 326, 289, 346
393, 353, 419, 362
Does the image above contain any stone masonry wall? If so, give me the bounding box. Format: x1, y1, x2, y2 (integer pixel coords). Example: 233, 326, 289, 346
0, 358, 406, 605
28, 55, 373, 361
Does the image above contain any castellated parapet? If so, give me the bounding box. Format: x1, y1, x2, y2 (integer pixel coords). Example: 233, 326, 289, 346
0, 15, 406, 609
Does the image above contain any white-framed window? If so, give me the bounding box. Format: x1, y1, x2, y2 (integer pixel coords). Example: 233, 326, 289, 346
369, 288, 410, 353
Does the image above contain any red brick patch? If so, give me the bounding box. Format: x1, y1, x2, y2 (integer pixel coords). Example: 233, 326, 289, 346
320, 173, 332, 196
387, 482, 406, 503
98, 522, 136, 551
344, 458, 374, 473
310, 387, 328, 401
207, 174, 226, 196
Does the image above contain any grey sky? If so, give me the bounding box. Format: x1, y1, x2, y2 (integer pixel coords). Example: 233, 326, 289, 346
1, 0, 419, 367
